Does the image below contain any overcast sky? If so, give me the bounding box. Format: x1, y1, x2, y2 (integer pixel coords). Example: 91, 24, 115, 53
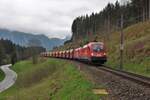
0, 0, 117, 39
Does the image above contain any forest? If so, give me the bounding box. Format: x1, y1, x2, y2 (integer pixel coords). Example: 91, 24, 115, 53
0, 39, 45, 65
71, 0, 150, 41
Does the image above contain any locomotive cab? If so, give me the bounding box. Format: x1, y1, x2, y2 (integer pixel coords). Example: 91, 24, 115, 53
89, 42, 107, 64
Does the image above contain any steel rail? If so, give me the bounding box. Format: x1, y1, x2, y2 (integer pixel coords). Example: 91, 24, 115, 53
97, 65, 150, 87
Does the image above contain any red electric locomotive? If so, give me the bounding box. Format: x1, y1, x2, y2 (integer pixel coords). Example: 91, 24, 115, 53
78, 42, 107, 64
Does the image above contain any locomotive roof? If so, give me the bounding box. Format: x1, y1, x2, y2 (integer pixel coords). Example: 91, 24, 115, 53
88, 42, 104, 45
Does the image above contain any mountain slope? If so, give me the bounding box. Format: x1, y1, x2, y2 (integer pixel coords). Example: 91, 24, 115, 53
0, 29, 67, 50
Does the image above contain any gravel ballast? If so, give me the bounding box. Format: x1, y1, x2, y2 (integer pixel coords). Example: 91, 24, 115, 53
73, 61, 150, 100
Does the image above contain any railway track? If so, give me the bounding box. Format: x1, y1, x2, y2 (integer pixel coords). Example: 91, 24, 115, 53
71, 60, 150, 87
96, 65, 150, 87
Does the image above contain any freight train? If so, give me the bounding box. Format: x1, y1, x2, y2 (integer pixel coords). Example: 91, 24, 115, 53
41, 42, 107, 64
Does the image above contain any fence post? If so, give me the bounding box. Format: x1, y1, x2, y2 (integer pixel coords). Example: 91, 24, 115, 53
120, 14, 124, 70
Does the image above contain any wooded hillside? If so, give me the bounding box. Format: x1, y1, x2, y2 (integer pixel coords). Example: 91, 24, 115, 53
0, 39, 45, 65
71, 0, 150, 41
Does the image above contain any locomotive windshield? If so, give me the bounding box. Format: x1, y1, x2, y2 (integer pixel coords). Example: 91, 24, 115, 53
92, 44, 104, 52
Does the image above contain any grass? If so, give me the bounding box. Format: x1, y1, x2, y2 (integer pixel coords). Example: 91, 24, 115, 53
0, 69, 5, 82
106, 57, 150, 77
0, 58, 101, 100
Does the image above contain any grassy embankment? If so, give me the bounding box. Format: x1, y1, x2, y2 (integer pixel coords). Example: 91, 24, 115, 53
58, 21, 150, 77
0, 58, 104, 100
105, 21, 150, 77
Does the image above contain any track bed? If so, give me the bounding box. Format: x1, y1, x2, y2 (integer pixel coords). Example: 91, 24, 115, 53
73, 61, 150, 100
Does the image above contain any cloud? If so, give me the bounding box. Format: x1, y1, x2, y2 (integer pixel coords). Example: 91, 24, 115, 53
0, 0, 116, 39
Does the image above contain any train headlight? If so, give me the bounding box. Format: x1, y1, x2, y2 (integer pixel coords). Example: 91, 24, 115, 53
91, 53, 94, 56
103, 53, 106, 55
